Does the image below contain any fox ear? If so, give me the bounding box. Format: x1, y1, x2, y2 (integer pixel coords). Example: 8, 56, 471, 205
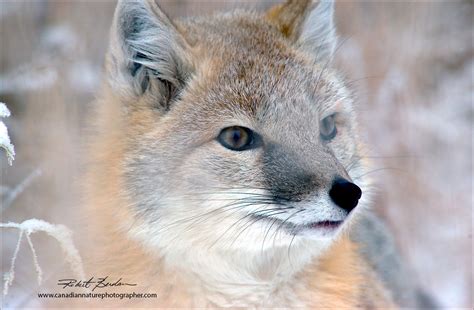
267, 0, 337, 63
106, 0, 192, 108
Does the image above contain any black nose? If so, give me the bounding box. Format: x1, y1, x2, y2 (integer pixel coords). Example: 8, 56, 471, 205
329, 178, 362, 213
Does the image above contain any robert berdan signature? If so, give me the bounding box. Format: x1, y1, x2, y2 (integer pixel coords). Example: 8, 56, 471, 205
57, 276, 137, 292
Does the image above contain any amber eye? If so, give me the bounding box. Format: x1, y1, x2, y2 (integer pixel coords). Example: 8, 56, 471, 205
217, 126, 254, 151
320, 114, 337, 141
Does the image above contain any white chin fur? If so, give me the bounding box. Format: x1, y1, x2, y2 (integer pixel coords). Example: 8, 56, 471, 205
126, 189, 351, 279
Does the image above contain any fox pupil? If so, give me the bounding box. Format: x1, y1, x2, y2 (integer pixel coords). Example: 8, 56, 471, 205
231, 130, 241, 143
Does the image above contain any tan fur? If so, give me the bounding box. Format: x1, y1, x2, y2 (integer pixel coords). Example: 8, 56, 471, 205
75, 0, 398, 308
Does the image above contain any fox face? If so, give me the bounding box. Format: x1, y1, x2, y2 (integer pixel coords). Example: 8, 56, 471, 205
98, 0, 368, 261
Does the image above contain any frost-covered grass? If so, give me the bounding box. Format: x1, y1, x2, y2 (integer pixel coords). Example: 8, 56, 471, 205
0, 105, 83, 299
1, 219, 85, 296
0, 103, 15, 165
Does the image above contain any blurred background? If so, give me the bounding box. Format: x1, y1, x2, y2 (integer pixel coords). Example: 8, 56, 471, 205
1, 0, 472, 308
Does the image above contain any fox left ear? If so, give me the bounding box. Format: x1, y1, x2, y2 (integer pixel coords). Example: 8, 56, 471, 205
267, 0, 337, 63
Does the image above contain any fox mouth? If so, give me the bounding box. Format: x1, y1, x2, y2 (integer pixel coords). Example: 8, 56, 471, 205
304, 220, 343, 230
286, 220, 343, 234
251, 214, 344, 235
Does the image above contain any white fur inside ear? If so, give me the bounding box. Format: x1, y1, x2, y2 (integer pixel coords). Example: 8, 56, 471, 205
298, 0, 337, 63
107, 0, 191, 99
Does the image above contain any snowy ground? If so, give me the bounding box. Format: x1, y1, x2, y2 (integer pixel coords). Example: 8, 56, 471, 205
1, 1, 472, 308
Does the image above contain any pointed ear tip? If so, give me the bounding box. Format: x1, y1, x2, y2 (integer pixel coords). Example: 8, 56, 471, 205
115, 0, 136, 10
114, 0, 159, 14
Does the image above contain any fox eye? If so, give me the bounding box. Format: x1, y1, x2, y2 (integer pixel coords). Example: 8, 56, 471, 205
320, 114, 337, 141
217, 126, 254, 151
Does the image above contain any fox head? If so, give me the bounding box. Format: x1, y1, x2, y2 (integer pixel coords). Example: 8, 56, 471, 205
96, 0, 370, 268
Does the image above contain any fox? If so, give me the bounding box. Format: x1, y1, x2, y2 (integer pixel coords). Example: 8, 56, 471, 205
78, 0, 433, 308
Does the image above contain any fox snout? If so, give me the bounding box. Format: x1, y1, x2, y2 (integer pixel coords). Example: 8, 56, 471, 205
262, 143, 362, 213
329, 178, 362, 213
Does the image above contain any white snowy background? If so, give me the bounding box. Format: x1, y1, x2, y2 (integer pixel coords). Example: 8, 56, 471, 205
1, 0, 472, 308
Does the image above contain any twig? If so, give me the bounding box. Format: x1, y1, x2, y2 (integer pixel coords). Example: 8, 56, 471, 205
1, 168, 42, 212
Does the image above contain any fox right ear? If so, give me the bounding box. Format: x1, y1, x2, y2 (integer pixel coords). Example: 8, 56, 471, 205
267, 0, 337, 63
106, 0, 193, 109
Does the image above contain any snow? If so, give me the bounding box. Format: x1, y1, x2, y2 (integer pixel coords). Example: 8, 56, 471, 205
0, 66, 58, 94
0, 103, 15, 165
